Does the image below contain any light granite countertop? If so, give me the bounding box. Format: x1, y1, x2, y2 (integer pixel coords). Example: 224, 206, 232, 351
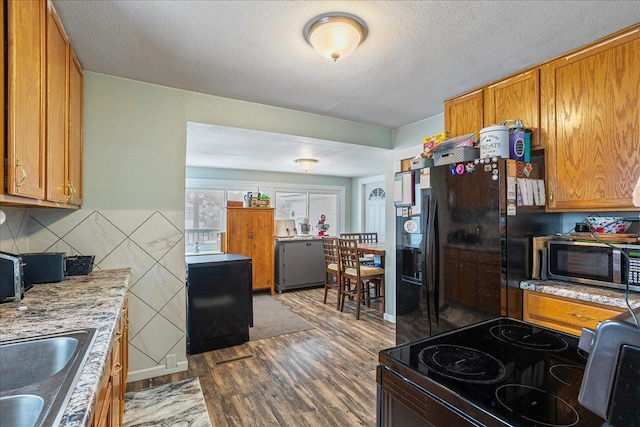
0, 268, 131, 427
520, 279, 640, 310
274, 235, 323, 241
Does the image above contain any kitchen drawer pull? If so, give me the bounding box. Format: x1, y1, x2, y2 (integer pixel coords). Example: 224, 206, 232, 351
113, 363, 123, 375
567, 312, 595, 321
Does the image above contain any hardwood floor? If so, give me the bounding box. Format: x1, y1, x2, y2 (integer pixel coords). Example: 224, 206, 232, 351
127, 286, 396, 426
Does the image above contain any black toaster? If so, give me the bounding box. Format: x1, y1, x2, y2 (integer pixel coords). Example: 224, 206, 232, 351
0, 252, 25, 302
21, 252, 67, 284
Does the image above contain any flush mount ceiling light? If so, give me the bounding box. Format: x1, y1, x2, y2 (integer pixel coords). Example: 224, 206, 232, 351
295, 158, 319, 172
303, 13, 368, 62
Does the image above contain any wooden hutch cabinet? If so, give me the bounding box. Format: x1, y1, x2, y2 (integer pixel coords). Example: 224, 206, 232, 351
226, 207, 275, 293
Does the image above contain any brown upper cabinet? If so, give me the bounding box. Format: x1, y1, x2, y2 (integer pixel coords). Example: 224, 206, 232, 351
541, 26, 640, 211
5, 0, 47, 201
444, 89, 483, 139
46, 4, 69, 203
2, 0, 83, 208
444, 23, 640, 212
68, 46, 84, 206
484, 69, 541, 150
445, 69, 542, 149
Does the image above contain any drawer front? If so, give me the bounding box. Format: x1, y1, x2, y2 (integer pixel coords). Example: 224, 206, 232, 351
523, 290, 623, 336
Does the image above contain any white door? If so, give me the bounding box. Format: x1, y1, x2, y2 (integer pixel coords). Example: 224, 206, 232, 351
364, 181, 385, 242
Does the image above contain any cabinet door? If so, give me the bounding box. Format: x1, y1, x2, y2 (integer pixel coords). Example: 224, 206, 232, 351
250, 209, 274, 292
485, 69, 541, 149
226, 209, 253, 257
541, 27, 640, 211
68, 47, 83, 205
282, 242, 308, 288
523, 290, 623, 336
227, 208, 274, 293
6, 0, 46, 199
307, 241, 326, 284
111, 315, 124, 427
46, 5, 69, 203
444, 90, 483, 139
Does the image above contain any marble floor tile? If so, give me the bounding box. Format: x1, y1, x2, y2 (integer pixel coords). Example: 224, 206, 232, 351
123, 378, 211, 427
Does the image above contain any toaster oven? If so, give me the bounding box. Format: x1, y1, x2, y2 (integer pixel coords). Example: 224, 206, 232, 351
579, 307, 640, 424
0, 252, 25, 302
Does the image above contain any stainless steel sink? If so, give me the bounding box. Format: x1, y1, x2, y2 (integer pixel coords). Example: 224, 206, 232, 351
0, 336, 79, 392
0, 329, 96, 427
0, 395, 44, 427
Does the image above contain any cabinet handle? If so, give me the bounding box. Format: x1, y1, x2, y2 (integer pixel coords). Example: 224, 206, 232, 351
66, 182, 76, 202
567, 312, 595, 321
15, 159, 27, 189
113, 363, 123, 375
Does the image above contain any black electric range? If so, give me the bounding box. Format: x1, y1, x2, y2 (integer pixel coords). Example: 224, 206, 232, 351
377, 317, 606, 427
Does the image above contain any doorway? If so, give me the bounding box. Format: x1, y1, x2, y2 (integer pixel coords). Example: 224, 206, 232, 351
364, 181, 385, 242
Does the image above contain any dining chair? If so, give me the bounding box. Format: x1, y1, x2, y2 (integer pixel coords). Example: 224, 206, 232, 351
359, 232, 378, 243
339, 233, 361, 240
322, 237, 341, 309
337, 238, 385, 320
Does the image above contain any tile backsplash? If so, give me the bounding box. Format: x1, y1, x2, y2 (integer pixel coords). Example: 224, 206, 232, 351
0, 206, 186, 382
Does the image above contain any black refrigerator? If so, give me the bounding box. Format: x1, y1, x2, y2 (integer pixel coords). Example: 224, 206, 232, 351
186, 254, 253, 354
395, 158, 560, 345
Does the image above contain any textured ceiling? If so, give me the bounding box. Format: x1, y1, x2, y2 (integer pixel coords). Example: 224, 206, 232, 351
52, 1, 640, 176
186, 123, 388, 178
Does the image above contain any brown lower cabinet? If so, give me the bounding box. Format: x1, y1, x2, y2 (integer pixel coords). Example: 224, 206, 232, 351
93, 298, 129, 427
523, 290, 623, 336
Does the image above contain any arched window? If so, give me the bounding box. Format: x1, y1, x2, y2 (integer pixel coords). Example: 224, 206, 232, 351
368, 187, 385, 201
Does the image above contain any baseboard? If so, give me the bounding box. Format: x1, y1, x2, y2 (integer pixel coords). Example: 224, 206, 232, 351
127, 360, 189, 383
384, 312, 396, 323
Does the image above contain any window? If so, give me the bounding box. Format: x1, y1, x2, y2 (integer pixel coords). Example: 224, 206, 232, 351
184, 187, 255, 253
186, 178, 344, 248
275, 191, 339, 233
185, 189, 224, 251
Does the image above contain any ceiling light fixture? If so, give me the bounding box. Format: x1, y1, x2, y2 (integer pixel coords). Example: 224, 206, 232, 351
295, 158, 319, 172
303, 13, 367, 62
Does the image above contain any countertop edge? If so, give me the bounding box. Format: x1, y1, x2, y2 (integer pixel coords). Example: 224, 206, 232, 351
520, 279, 640, 310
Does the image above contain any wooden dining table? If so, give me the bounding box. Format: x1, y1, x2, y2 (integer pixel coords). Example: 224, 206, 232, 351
358, 242, 387, 266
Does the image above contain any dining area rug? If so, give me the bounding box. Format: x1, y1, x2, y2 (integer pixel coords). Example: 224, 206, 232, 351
123, 378, 211, 427
249, 294, 315, 341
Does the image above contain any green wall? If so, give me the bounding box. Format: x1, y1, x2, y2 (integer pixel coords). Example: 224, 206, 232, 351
83, 73, 392, 211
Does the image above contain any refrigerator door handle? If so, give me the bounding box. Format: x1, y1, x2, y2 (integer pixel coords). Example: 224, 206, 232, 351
422, 193, 431, 327
432, 198, 440, 326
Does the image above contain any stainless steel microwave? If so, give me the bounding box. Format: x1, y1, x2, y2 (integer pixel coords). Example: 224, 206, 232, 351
546, 240, 640, 291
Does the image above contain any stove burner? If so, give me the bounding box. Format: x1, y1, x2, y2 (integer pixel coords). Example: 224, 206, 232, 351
495, 384, 580, 427
490, 324, 568, 352
550, 364, 585, 386
418, 345, 507, 384
577, 348, 589, 360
